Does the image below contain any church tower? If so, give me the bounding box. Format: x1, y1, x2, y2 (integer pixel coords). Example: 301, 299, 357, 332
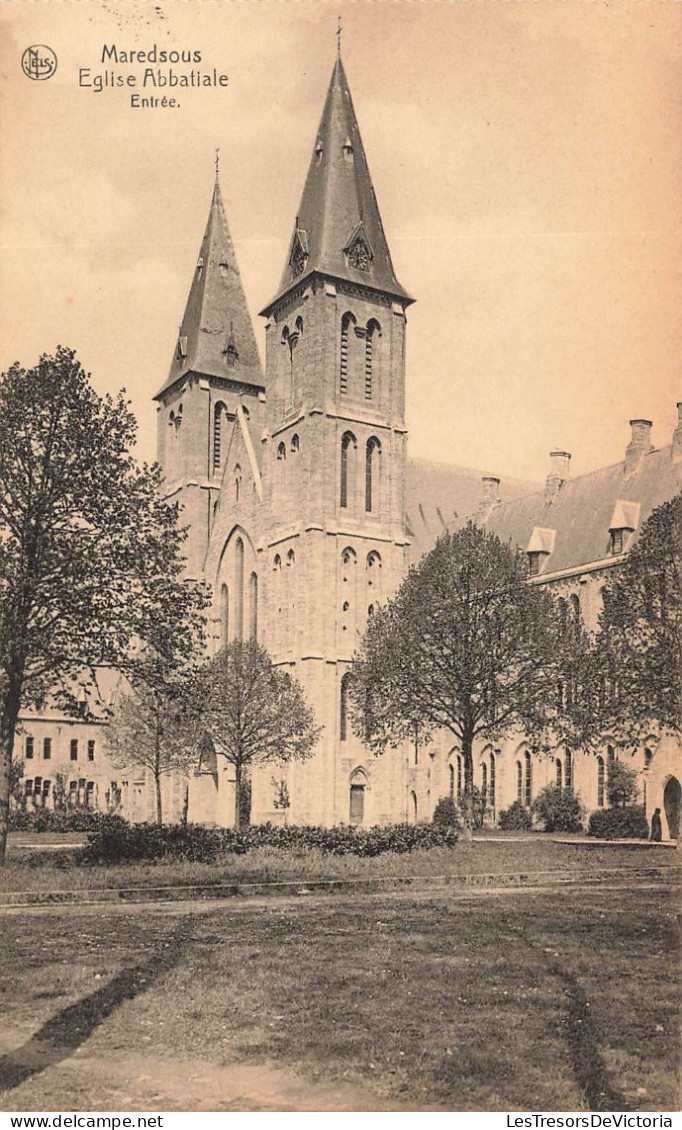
154, 172, 264, 578
257, 53, 415, 826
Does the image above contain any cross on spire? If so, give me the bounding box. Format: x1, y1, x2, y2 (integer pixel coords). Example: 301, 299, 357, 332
214, 147, 220, 180
337, 16, 342, 57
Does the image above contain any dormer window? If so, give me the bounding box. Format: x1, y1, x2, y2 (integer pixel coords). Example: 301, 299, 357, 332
526, 527, 556, 578
344, 223, 373, 273
315, 140, 323, 164
289, 229, 309, 277
176, 336, 188, 361
196, 256, 204, 276
342, 137, 354, 163
608, 500, 640, 556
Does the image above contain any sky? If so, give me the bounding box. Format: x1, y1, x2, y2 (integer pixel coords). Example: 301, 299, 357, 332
2, 0, 681, 484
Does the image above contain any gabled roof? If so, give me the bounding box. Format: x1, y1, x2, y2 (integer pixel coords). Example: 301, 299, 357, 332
476, 446, 682, 575
405, 457, 540, 563
261, 56, 412, 315
156, 178, 263, 400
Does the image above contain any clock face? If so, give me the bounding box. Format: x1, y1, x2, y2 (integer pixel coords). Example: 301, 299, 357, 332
290, 238, 308, 276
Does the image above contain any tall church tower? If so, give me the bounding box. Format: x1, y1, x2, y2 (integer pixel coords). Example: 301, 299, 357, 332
154, 172, 264, 578
257, 53, 415, 826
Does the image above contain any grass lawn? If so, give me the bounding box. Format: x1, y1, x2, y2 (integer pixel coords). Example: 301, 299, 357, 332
0, 881, 679, 1112
1, 836, 678, 896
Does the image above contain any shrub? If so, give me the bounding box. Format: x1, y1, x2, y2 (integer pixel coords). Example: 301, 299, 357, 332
79, 819, 459, 865
587, 806, 649, 840
498, 801, 533, 831
531, 785, 584, 833
9, 807, 115, 833
432, 796, 460, 827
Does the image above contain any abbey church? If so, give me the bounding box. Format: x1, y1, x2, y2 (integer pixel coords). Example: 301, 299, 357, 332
17, 54, 682, 837
153, 53, 682, 836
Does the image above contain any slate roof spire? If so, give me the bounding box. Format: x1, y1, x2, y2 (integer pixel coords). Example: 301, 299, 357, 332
261, 54, 412, 315
156, 172, 263, 399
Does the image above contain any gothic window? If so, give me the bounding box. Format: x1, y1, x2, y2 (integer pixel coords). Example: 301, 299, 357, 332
366, 551, 382, 607
340, 313, 356, 396
365, 320, 381, 400
234, 464, 242, 502
220, 583, 229, 647
365, 437, 381, 513
570, 593, 580, 626
565, 748, 573, 791
287, 548, 295, 568
235, 537, 244, 640
644, 747, 653, 770
517, 761, 523, 803
340, 432, 357, 509
249, 573, 258, 641
449, 764, 455, 799
597, 756, 605, 807
489, 752, 496, 811
525, 750, 532, 808
556, 758, 563, 790
481, 762, 488, 806
340, 672, 352, 742
457, 754, 463, 800
277, 441, 287, 461
291, 434, 300, 455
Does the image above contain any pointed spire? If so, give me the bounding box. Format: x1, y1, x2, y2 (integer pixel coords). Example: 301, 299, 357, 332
156, 172, 263, 399
261, 55, 413, 315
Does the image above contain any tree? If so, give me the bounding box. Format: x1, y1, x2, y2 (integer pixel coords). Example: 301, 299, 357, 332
592, 495, 682, 745
606, 760, 639, 809
185, 640, 321, 830
104, 675, 197, 824
0, 347, 208, 860
350, 524, 562, 838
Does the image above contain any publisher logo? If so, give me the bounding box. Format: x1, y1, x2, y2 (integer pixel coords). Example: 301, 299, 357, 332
21, 45, 58, 81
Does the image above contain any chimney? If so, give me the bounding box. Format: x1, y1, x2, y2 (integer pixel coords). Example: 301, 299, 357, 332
475, 475, 501, 523
624, 419, 653, 475
672, 403, 682, 462
545, 450, 571, 504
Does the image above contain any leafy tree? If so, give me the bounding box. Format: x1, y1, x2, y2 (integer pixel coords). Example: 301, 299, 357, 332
606, 760, 639, 809
185, 640, 321, 830
0, 347, 207, 860
592, 495, 682, 744
104, 675, 198, 824
351, 524, 562, 838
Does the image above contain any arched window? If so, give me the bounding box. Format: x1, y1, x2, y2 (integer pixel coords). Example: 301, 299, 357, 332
234, 464, 242, 502
249, 572, 258, 640
220, 583, 229, 647
644, 747, 653, 770
449, 763, 455, 799
597, 756, 605, 807
556, 758, 563, 790
235, 537, 244, 640
340, 313, 356, 396
364, 319, 381, 400
340, 432, 356, 509
457, 754, 463, 800
525, 750, 532, 808
481, 762, 488, 805
489, 752, 496, 811
365, 437, 381, 513
349, 769, 366, 825
517, 761, 523, 803
277, 441, 287, 461
291, 434, 300, 455
565, 748, 573, 791
570, 593, 580, 626
213, 402, 228, 473
340, 672, 351, 742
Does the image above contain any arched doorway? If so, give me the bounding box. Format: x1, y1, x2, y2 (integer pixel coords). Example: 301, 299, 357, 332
663, 777, 681, 841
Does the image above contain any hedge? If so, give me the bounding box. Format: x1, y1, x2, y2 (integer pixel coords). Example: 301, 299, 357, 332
498, 801, 533, 831
79, 818, 459, 864
9, 807, 117, 834
587, 806, 649, 840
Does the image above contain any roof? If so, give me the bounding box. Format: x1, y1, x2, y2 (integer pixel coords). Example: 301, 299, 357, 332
477, 446, 682, 575
261, 56, 412, 316
405, 457, 540, 563
156, 178, 264, 400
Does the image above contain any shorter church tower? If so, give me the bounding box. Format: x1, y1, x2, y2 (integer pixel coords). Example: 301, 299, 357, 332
154, 171, 264, 578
